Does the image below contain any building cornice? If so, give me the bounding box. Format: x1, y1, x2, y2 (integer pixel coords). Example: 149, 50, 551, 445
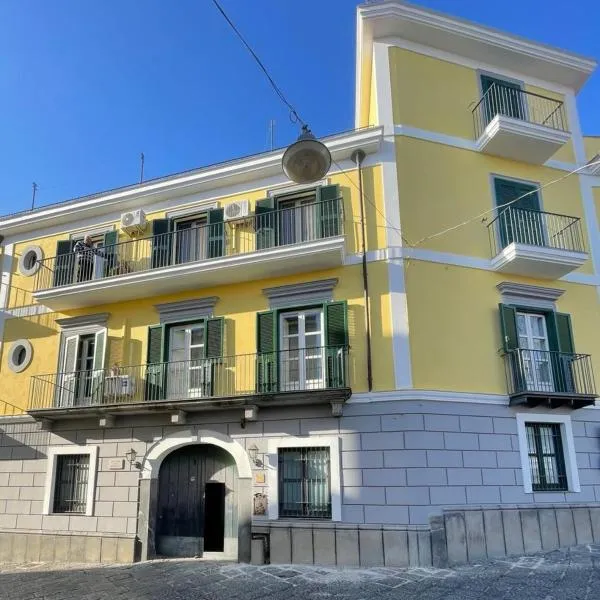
0, 127, 383, 238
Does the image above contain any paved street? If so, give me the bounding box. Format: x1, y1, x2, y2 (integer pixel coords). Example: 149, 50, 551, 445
0, 545, 598, 600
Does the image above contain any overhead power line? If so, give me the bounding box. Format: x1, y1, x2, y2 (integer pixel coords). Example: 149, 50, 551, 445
210, 0, 306, 127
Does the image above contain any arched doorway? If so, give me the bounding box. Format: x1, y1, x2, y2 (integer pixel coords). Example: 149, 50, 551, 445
156, 444, 239, 559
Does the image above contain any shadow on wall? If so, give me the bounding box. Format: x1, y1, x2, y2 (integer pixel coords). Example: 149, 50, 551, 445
1, 311, 59, 341
0, 422, 49, 460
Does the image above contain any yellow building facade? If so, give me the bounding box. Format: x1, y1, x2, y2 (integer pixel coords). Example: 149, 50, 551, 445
0, 1, 599, 568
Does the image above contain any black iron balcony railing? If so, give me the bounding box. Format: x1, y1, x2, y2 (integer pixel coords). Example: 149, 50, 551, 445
28, 346, 349, 411
488, 206, 585, 257
504, 349, 596, 399
33, 198, 344, 292
472, 83, 568, 139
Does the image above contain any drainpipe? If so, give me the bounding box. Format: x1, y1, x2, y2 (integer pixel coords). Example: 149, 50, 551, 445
351, 149, 373, 392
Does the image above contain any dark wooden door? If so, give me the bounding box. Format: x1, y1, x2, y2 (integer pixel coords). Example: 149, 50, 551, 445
157, 445, 204, 557
156, 444, 238, 558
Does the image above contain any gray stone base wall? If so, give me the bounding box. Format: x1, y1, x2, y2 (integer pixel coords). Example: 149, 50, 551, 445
251, 504, 600, 568
0, 531, 135, 563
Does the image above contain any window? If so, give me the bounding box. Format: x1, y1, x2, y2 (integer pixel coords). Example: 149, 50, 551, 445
280, 309, 325, 391
44, 446, 98, 517
516, 413, 580, 494
53, 454, 90, 513
56, 329, 107, 408
525, 423, 568, 492
18, 245, 43, 276
499, 304, 575, 395
480, 74, 525, 122
493, 177, 543, 249
256, 301, 348, 394
7, 339, 33, 373
278, 447, 331, 519
145, 317, 224, 402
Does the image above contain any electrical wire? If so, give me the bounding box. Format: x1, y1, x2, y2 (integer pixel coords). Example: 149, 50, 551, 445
412, 158, 600, 249
210, 0, 306, 127
211, 1, 600, 254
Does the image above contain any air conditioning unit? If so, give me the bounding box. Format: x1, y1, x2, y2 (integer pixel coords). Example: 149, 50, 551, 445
120, 209, 147, 235
104, 375, 136, 398
223, 200, 250, 221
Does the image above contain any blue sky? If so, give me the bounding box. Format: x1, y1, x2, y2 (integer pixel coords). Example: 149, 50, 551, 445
0, 0, 598, 215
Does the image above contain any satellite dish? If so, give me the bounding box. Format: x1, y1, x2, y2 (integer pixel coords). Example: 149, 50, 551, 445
282, 125, 331, 184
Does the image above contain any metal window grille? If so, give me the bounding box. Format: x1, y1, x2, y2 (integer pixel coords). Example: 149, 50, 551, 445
278, 447, 331, 519
525, 423, 568, 492
53, 454, 90, 513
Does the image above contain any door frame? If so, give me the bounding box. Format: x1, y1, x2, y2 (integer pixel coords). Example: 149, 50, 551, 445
138, 431, 252, 563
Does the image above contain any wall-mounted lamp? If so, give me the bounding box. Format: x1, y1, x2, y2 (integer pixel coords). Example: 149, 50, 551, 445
247, 444, 261, 466
125, 448, 142, 470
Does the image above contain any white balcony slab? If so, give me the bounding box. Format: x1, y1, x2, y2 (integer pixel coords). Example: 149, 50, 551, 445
491, 242, 588, 279
33, 236, 345, 310
476, 115, 571, 165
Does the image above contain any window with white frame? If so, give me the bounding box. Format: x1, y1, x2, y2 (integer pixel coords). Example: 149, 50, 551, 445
516, 413, 580, 494
267, 436, 341, 521
53, 454, 90, 513
278, 447, 331, 519
44, 446, 98, 517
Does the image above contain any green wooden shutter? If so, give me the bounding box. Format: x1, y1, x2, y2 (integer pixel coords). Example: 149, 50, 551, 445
256, 310, 277, 393
151, 219, 172, 269
554, 313, 575, 354
499, 304, 518, 352
317, 184, 341, 239
103, 230, 119, 277
325, 301, 348, 348
207, 208, 224, 258
53, 240, 75, 287
146, 325, 165, 401
547, 312, 575, 392
91, 329, 107, 403
325, 301, 348, 388
255, 198, 275, 250
205, 317, 224, 358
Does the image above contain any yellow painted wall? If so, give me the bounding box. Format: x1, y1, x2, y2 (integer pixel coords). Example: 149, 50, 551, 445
395, 136, 592, 274
0, 262, 395, 412
368, 70, 378, 127
584, 136, 600, 162
389, 47, 478, 139
405, 260, 600, 394
388, 47, 570, 149
6, 166, 387, 312
594, 188, 600, 227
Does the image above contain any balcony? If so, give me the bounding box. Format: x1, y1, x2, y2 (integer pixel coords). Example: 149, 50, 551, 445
472, 84, 570, 164
28, 346, 350, 420
488, 206, 587, 279
32, 198, 345, 310
504, 349, 596, 409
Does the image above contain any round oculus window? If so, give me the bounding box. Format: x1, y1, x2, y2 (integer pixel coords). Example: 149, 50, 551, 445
7, 339, 33, 373
18, 246, 43, 276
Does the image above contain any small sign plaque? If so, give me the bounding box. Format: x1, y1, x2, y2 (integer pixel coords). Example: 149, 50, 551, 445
254, 472, 265, 484
108, 458, 125, 470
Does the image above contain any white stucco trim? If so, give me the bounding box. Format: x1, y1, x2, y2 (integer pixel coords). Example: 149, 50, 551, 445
393, 124, 577, 173
43, 445, 98, 517
349, 389, 508, 405
373, 41, 413, 390
516, 412, 580, 494
267, 435, 341, 522
142, 429, 252, 480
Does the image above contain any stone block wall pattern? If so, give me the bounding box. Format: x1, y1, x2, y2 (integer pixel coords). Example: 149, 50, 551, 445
1, 399, 600, 565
